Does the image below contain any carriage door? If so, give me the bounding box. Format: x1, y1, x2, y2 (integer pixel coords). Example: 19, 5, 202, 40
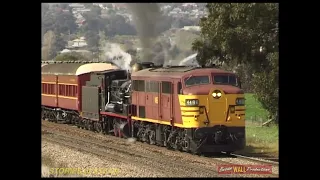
160, 81, 173, 122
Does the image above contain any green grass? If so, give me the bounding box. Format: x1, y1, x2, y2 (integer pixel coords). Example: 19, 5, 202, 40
236, 94, 278, 157
245, 93, 268, 122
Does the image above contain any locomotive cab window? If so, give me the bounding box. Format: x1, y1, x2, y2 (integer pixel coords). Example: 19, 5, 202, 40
212, 74, 238, 87
184, 76, 210, 87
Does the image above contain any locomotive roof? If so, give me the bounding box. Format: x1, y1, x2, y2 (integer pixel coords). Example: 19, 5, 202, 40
132, 66, 233, 79
41, 62, 119, 76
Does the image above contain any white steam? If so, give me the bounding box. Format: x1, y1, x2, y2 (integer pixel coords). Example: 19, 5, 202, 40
179, 53, 199, 66
102, 43, 132, 71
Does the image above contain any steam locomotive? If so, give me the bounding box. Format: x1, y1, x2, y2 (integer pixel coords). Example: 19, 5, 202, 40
41, 61, 246, 154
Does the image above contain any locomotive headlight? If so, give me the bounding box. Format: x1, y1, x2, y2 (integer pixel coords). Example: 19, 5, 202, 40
236, 98, 245, 105
212, 90, 222, 99
185, 99, 199, 106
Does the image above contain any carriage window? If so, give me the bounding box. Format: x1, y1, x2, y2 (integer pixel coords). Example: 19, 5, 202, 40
59, 85, 64, 95
162, 81, 172, 94
213, 74, 238, 87
184, 76, 210, 87
75, 86, 78, 96
41, 83, 44, 93
44, 84, 47, 94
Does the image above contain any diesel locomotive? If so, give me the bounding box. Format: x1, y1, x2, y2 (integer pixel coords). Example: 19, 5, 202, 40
41, 61, 246, 154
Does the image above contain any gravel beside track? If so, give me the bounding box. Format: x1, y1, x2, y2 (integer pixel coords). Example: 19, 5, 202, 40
41, 121, 278, 177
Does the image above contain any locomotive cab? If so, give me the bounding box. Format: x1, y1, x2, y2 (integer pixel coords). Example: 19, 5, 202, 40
178, 70, 246, 152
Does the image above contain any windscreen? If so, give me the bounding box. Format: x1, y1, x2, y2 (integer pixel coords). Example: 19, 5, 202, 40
212, 74, 238, 87
184, 76, 210, 87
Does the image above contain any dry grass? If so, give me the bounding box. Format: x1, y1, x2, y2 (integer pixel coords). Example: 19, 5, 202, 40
235, 94, 279, 158
236, 123, 279, 157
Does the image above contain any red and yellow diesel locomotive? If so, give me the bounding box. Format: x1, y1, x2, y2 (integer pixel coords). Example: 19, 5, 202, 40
41, 61, 246, 154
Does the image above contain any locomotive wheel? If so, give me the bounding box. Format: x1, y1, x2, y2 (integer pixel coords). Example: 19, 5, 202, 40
88, 121, 94, 131
41, 111, 45, 120
113, 125, 119, 137
84, 120, 89, 130
118, 129, 122, 138
95, 122, 102, 133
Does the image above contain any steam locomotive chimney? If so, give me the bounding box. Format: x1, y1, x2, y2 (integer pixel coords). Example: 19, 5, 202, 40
131, 62, 155, 73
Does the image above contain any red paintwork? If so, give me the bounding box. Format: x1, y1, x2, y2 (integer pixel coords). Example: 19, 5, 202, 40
58, 98, 78, 111
100, 112, 127, 119
131, 76, 183, 125
41, 73, 91, 112
41, 96, 56, 108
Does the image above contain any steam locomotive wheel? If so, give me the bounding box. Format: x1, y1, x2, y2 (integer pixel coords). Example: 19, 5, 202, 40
85, 120, 90, 130
95, 122, 102, 133
113, 124, 119, 137
118, 129, 122, 138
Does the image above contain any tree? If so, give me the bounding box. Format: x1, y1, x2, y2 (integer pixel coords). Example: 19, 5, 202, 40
59, 3, 68, 9
42, 30, 56, 60
42, 6, 78, 35
54, 52, 89, 61
192, 3, 279, 123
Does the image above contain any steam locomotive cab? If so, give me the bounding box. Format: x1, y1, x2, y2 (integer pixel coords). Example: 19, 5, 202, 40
105, 79, 132, 114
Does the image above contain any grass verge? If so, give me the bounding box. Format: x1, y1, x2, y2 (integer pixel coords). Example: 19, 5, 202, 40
236, 123, 279, 158
236, 94, 278, 158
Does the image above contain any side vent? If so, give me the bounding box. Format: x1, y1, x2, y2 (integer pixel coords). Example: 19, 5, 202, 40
139, 106, 145, 118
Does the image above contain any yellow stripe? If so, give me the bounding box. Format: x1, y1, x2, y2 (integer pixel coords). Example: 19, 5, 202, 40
58, 83, 78, 86
41, 82, 56, 84
41, 94, 77, 100
42, 94, 55, 97
180, 107, 199, 111
58, 95, 77, 100
132, 116, 185, 128
41, 82, 78, 86
181, 111, 200, 116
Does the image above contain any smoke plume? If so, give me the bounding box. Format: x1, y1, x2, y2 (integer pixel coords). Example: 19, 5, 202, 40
126, 3, 162, 63
102, 43, 132, 71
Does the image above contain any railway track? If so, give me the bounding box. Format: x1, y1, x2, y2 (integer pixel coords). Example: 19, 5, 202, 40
42, 127, 224, 177
222, 152, 279, 165
42, 121, 278, 177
